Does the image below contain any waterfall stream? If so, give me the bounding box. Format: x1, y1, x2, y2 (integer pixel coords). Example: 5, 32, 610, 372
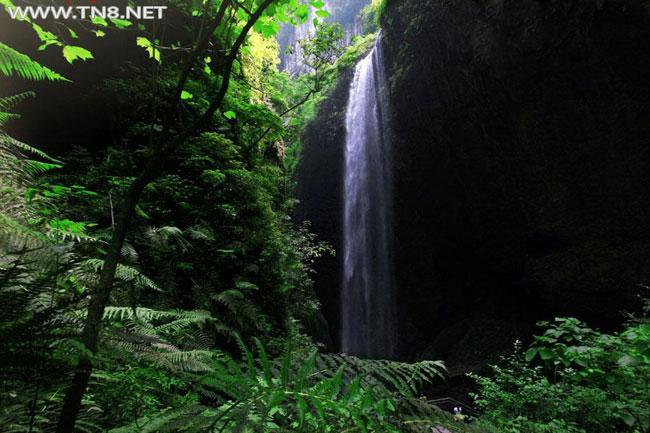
278, 0, 369, 76
280, 7, 318, 76
341, 35, 396, 359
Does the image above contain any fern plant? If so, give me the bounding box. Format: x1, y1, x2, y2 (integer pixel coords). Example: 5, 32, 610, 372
0, 42, 67, 81
0, 39, 66, 244
109, 337, 446, 433
100, 306, 215, 372
0, 38, 109, 433
0, 385, 104, 433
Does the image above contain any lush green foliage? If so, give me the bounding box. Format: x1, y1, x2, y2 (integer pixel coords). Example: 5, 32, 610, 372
360, 0, 387, 33
470, 304, 650, 433
0, 2, 455, 432
297, 22, 345, 86
106, 338, 446, 432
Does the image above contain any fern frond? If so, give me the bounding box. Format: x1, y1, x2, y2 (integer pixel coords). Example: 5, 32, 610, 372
0, 110, 19, 126
145, 226, 190, 251
23, 159, 63, 176
0, 42, 68, 81
154, 313, 213, 334
0, 93, 33, 126
107, 404, 217, 433
102, 306, 217, 372
213, 289, 264, 330
317, 354, 446, 398
120, 243, 139, 263
106, 337, 446, 433
0, 92, 35, 110
81, 259, 161, 291
0, 213, 48, 244
156, 349, 213, 372
1, 131, 61, 162
103, 306, 184, 322
214, 289, 245, 313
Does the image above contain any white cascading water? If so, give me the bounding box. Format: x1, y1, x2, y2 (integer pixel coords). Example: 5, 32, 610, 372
281, 10, 315, 76
279, 0, 369, 76
341, 35, 396, 359
281, 2, 333, 76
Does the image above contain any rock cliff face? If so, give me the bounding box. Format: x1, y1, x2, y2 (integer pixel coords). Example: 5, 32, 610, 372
382, 0, 650, 366
295, 68, 355, 348
297, 0, 650, 370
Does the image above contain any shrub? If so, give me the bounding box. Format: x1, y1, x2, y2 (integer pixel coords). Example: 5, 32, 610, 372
470, 301, 650, 433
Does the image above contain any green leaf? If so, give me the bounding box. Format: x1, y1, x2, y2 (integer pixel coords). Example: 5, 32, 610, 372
539, 348, 554, 361
136, 37, 160, 63
91, 16, 108, 27
297, 396, 307, 426
253, 17, 280, 37
223, 110, 236, 120
38, 40, 59, 52
32, 23, 59, 45
619, 411, 636, 427
525, 348, 538, 362
296, 4, 309, 21
94, 30, 106, 38
315, 9, 329, 18
180, 90, 193, 100
203, 56, 212, 74
135, 204, 150, 220
110, 18, 132, 29
62, 45, 93, 64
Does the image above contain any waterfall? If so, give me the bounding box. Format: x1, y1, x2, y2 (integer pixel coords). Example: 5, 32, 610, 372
341, 35, 396, 359
279, 3, 333, 76
278, 0, 370, 76
280, 8, 317, 76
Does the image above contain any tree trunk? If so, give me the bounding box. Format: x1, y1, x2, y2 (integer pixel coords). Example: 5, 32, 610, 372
55, 174, 149, 433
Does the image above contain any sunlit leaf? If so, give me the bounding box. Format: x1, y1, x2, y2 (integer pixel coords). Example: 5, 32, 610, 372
136, 36, 161, 63
62, 45, 93, 64
110, 18, 132, 29
91, 16, 108, 27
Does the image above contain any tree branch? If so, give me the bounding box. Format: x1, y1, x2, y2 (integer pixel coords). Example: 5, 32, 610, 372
251, 89, 316, 148
163, 0, 231, 131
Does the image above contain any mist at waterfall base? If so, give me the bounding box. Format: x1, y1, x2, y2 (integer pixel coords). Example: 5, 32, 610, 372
341, 36, 396, 359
